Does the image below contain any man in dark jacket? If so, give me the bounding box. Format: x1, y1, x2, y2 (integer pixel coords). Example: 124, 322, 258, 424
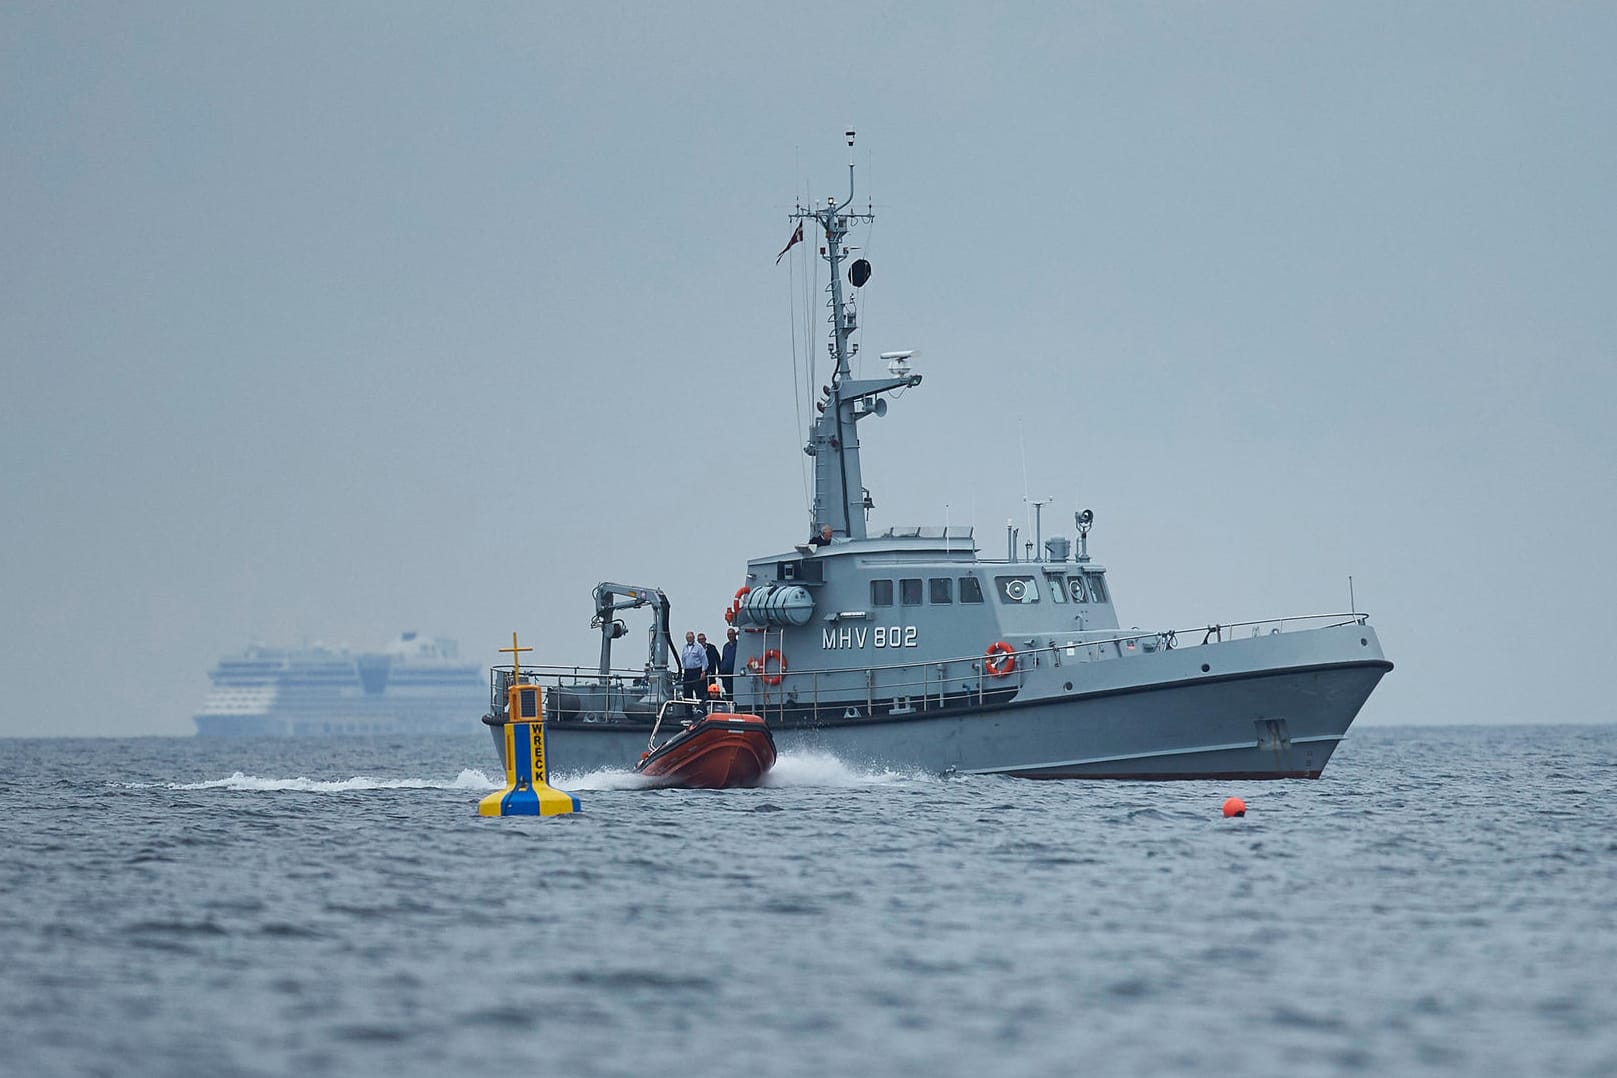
698, 632, 722, 697
718, 628, 738, 700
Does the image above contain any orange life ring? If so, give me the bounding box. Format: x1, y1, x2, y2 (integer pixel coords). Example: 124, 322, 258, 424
753, 648, 785, 686
725, 585, 752, 625
984, 640, 1016, 678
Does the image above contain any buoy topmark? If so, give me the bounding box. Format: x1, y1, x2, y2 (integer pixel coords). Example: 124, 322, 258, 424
1222, 796, 1246, 818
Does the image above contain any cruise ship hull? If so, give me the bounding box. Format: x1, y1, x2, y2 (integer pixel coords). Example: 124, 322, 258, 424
195, 708, 475, 738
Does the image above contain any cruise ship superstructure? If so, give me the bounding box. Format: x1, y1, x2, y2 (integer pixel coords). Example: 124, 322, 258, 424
194, 632, 483, 737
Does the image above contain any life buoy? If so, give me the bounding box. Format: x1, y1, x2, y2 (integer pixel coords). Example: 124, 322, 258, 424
750, 648, 786, 686
984, 640, 1016, 678
725, 585, 752, 625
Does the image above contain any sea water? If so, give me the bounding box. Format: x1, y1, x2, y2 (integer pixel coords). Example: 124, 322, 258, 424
2, 725, 1615, 1077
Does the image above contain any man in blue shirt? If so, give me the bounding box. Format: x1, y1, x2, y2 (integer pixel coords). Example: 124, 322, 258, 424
679, 631, 708, 712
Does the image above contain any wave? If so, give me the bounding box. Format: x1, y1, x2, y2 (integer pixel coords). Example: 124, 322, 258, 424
766, 750, 939, 787
117, 768, 501, 793
548, 768, 656, 791
116, 752, 941, 796
550, 750, 942, 791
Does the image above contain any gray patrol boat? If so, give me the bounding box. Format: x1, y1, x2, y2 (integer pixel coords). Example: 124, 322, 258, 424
485, 133, 1392, 779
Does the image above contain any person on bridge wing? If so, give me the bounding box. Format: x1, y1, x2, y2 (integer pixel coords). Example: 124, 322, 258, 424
810, 523, 834, 548
680, 631, 708, 714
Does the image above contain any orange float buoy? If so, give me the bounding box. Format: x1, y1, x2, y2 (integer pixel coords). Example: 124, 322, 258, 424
984, 640, 1016, 678
757, 648, 786, 686
1222, 797, 1246, 818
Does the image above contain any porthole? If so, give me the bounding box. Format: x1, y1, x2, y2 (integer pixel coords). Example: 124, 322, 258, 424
1200, 663, 1210, 673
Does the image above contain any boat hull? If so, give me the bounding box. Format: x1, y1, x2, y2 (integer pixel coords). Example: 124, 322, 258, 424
634, 713, 777, 789
499, 625, 1390, 780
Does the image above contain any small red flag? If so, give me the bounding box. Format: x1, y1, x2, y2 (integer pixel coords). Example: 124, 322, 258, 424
776, 221, 804, 264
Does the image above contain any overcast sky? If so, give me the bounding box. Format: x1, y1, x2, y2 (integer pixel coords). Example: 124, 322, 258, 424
3, 3, 1613, 737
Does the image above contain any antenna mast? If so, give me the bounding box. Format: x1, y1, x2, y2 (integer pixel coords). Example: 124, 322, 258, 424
795, 130, 920, 540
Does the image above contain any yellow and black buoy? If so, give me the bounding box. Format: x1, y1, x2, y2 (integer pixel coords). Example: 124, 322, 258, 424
478, 633, 579, 818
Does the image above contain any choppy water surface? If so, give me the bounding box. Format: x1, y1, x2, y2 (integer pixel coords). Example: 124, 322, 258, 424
3, 725, 1615, 1077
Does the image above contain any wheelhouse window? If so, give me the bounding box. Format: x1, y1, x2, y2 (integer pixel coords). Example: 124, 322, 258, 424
1086, 573, 1108, 603
929, 577, 953, 604
994, 575, 1040, 604
1048, 576, 1067, 603
1068, 577, 1088, 603
959, 576, 985, 604
900, 578, 923, 606
871, 579, 894, 607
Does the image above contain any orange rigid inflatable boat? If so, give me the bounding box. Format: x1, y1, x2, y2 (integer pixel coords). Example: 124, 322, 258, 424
635, 708, 777, 789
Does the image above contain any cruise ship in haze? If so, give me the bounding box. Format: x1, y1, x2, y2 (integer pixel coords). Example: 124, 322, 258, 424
193, 632, 484, 736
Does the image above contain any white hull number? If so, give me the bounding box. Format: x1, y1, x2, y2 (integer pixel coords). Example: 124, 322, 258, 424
823, 626, 918, 650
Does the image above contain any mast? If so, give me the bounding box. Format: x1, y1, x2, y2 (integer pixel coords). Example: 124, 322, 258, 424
794, 130, 921, 541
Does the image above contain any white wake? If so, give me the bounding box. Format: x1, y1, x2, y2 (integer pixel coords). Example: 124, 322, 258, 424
117, 768, 501, 793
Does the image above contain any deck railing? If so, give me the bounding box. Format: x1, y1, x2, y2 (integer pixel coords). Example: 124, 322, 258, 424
487, 611, 1370, 722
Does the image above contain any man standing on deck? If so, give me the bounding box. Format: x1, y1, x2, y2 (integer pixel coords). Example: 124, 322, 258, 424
680, 631, 707, 712
699, 633, 721, 697
719, 628, 738, 701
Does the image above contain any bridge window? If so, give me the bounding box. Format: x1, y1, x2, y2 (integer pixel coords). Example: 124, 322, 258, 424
994, 575, 1040, 604
900, 578, 923, 606
959, 576, 985, 604
1086, 573, 1109, 603
929, 578, 953, 604
1068, 577, 1088, 603
871, 579, 894, 607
